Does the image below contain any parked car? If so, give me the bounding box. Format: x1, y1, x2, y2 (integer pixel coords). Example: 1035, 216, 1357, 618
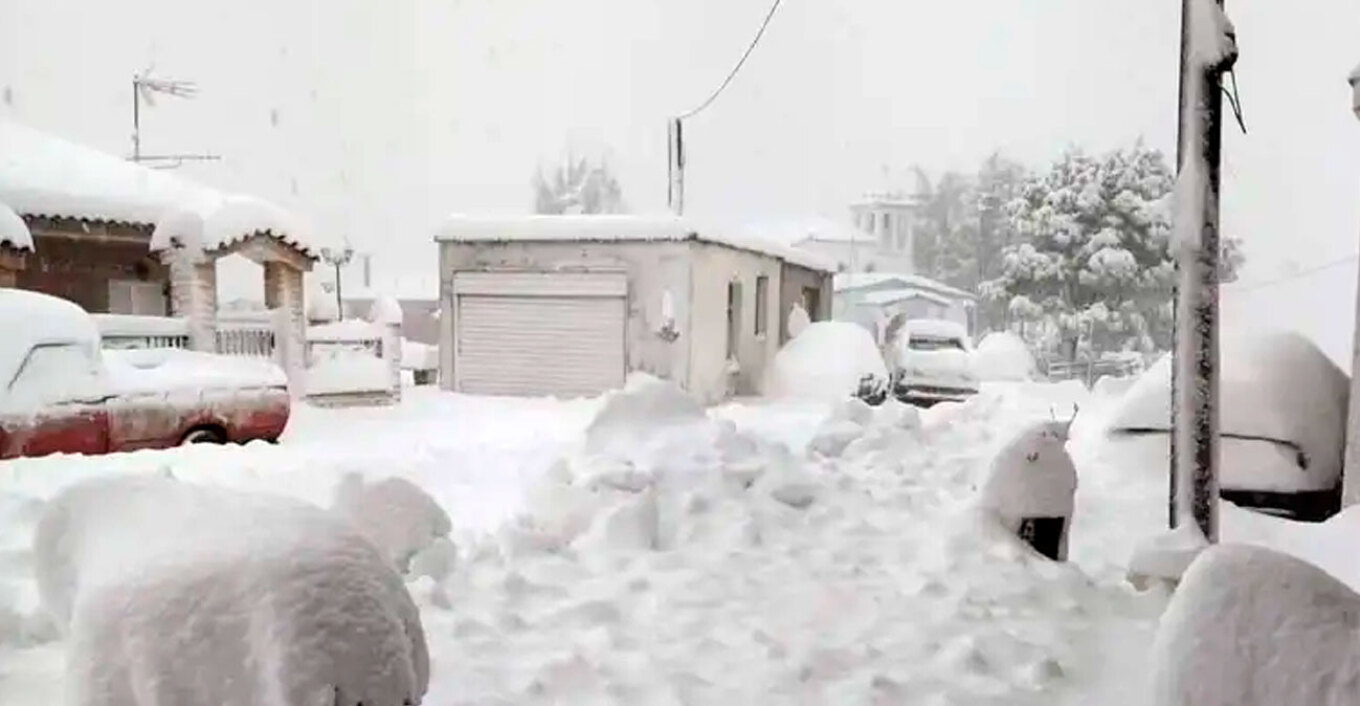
1103, 332, 1348, 522
887, 318, 980, 406
0, 289, 291, 460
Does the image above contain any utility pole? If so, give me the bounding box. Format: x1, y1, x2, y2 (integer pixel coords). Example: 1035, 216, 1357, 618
667, 118, 685, 215
1341, 63, 1360, 508
1169, 0, 1237, 541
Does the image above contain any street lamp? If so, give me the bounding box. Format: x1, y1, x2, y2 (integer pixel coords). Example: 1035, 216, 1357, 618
320, 244, 355, 320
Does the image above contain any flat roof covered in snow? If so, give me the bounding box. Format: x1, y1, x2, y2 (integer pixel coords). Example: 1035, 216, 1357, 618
435, 214, 835, 272
855, 287, 954, 307
834, 272, 976, 301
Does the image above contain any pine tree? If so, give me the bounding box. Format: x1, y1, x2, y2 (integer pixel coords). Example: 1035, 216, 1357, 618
533, 156, 626, 215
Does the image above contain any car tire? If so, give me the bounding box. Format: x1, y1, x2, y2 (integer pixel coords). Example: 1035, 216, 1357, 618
181, 427, 227, 446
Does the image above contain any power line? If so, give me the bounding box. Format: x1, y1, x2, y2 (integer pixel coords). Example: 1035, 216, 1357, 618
677, 0, 786, 120
1230, 254, 1359, 293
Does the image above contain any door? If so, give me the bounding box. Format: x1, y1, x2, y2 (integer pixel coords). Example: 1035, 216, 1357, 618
453, 271, 627, 397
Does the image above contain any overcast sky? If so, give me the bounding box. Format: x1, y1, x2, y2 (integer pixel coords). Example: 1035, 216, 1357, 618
2, 0, 1358, 300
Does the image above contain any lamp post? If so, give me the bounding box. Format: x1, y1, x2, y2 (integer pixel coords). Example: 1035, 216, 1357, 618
1342, 63, 1360, 509
320, 244, 354, 320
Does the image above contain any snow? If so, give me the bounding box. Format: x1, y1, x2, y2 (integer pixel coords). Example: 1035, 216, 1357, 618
856, 287, 953, 307
435, 214, 836, 273
1107, 331, 1347, 492
786, 303, 811, 339
8, 374, 1360, 705
401, 340, 438, 371
89, 313, 191, 339
976, 419, 1078, 559
31, 475, 428, 706
0, 120, 199, 225
103, 348, 287, 393
834, 272, 976, 300
0, 202, 33, 252
308, 319, 383, 342
763, 321, 888, 403
368, 295, 404, 326
331, 473, 452, 573
972, 332, 1037, 382
150, 191, 318, 258
307, 355, 391, 395
1127, 523, 1209, 586
1187, 0, 1237, 69
904, 317, 970, 342
0, 289, 101, 399
1150, 544, 1360, 706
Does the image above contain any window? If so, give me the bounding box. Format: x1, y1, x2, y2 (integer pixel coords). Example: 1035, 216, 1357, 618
908, 336, 966, 352
753, 276, 769, 336
7, 343, 102, 405
726, 280, 743, 359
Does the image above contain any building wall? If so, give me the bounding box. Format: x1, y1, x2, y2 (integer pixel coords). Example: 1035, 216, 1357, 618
15, 217, 168, 314
346, 298, 440, 345
437, 239, 695, 394
685, 242, 787, 401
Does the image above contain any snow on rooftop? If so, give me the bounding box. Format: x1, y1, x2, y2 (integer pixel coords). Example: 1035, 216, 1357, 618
0, 120, 199, 225
855, 287, 953, 307
0, 120, 316, 256
150, 192, 319, 258
435, 214, 835, 272
0, 202, 33, 252
834, 272, 975, 300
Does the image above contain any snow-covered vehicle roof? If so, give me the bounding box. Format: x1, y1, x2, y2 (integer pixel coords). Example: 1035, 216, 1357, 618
434, 214, 836, 273
0, 120, 317, 257
1107, 332, 1348, 488
0, 202, 33, 252
904, 318, 970, 341
0, 289, 100, 389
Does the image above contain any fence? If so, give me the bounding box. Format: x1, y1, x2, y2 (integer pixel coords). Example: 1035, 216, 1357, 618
92, 314, 191, 350
1042, 357, 1145, 386
216, 311, 278, 359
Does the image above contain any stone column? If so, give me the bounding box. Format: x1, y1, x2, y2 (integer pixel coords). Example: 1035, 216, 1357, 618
264, 261, 307, 398
166, 252, 218, 352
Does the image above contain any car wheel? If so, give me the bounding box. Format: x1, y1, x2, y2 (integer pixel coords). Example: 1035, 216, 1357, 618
181, 427, 226, 446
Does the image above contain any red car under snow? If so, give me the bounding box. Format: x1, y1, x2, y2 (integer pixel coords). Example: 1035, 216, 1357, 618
0, 289, 290, 460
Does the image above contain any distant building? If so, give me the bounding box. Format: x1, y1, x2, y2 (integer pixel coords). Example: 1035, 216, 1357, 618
834, 272, 977, 342
788, 193, 919, 274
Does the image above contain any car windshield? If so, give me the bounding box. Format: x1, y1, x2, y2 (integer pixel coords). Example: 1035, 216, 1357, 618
908, 335, 965, 352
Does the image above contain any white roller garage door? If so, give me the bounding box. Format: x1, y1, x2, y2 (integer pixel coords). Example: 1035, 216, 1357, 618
453, 271, 627, 397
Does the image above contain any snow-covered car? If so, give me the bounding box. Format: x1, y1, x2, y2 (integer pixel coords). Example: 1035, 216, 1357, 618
1104, 332, 1348, 521
888, 319, 980, 405
764, 320, 890, 405
0, 289, 291, 460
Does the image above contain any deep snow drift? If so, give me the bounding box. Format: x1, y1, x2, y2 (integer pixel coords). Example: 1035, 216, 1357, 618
764, 321, 887, 403
33, 475, 428, 706
972, 332, 1036, 382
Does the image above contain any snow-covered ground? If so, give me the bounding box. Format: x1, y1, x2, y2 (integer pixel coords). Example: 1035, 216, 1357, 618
0, 378, 1351, 705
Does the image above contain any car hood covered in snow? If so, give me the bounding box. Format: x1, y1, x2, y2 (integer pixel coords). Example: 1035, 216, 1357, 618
103, 348, 288, 396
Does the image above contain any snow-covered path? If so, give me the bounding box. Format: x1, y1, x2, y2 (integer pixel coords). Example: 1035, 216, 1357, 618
0, 380, 1292, 705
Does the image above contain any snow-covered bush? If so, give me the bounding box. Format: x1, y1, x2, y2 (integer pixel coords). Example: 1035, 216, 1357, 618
1151, 544, 1360, 706
331, 473, 453, 573
34, 475, 429, 706
764, 321, 888, 403
971, 331, 1036, 382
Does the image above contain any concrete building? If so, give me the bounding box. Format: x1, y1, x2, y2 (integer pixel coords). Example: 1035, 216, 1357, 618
785, 194, 919, 275
435, 215, 834, 403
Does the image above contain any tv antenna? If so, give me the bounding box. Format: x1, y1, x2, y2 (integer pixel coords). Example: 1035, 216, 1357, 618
130, 68, 221, 169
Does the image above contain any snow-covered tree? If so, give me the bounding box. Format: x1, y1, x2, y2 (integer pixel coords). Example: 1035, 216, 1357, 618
533, 156, 626, 215
983, 143, 1178, 359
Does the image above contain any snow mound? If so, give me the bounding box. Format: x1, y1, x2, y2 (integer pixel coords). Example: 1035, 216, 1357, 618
584, 373, 706, 456
332, 473, 453, 573
0, 201, 33, 251
1108, 332, 1347, 491
971, 332, 1035, 381
764, 321, 888, 403
34, 475, 429, 706
786, 303, 812, 339
1151, 544, 1360, 706
1128, 523, 1209, 587
369, 295, 404, 326
976, 419, 1077, 560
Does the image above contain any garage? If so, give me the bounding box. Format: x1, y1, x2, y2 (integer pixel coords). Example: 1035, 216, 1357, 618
451, 270, 627, 397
